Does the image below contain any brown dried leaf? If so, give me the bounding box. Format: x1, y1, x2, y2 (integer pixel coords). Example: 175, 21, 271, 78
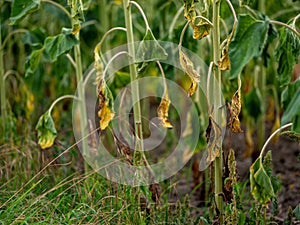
98, 79, 115, 130
230, 79, 243, 133
206, 115, 222, 164
232, 116, 243, 133
179, 50, 200, 97
157, 95, 173, 129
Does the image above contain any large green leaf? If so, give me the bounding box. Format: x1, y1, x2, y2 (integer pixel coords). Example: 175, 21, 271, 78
35, 111, 57, 149
229, 14, 269, 79
275, 27, 300, 86
25, 48, 44, 77
250, 157, 275, 205
10, 0, 40, 25
44, 28, 79, 62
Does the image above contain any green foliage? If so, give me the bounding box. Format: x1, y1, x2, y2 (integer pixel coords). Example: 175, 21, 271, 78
229, 14, 269, 79
44, 28, 79, 62
281, 80, 300, 132
35, 111, 57, 149
275, 27, 300, 86
10, 0, 40, 25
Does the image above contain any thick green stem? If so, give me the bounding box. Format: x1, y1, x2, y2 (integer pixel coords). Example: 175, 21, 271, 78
122, 0, 144, 165
257, 0, 266, 150
0, 17, 7, 132
257, 63, 266, 150
74, 35, 89, 172
212, 0, 223, 222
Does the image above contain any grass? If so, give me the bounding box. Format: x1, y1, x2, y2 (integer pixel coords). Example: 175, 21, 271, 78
0, 138, 207, 224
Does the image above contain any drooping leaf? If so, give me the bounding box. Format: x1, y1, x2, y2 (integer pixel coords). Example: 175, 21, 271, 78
205, 115, 222, 164
192, 21, 211, 40
275, 27, 300, 86
250, 157, 275, 205
10, 0, 40, 25
229, 78, 243, 132
229, 14, 269, 79
44, 28, 79, 62
281, 79, 300, 110
97, 79, 115, 130
219, 22, 237, 70
35, 111, 57, 149
136, 29, 168, 63
179, 50, 200, 97
22, 28, 46, 48
219, 48, 231, 70
157, 94, 173, 129
25, 48, 44, 77
281, 87, 300, 133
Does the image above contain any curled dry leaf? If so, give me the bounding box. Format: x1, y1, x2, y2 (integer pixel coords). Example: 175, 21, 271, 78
157, 95, 173, 129
219, 47, 231, 70
179, 50, 200, 97
184, 0, 198, 21
97, 79, 115, 130
229, 78, 243, 133
206, 115, 222, 164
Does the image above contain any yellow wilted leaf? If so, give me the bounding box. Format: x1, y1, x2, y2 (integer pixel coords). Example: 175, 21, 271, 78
232, 116, 243, 133
218, 48, 230, 70
98, 79, 115, 130
193, 21, 211, 40
157, 95, 173, 129
35, 111, 57, 149
71, 23, 80, 35
179, 50, 200, 97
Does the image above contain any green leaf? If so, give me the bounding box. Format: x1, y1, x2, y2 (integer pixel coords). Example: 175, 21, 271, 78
25, 48, 44, 77
250, 157, 275, 205
136, 29, 168, 63
275, 27, 300, 86
244, 87, 263, 121
229, 14, 269, 79
281, 79, 300, 109
44, 28, 79, 62
10, 0, 40, 25
35, 111, 57, 149
281, 87, 300, 132
281, 131, 300, 143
